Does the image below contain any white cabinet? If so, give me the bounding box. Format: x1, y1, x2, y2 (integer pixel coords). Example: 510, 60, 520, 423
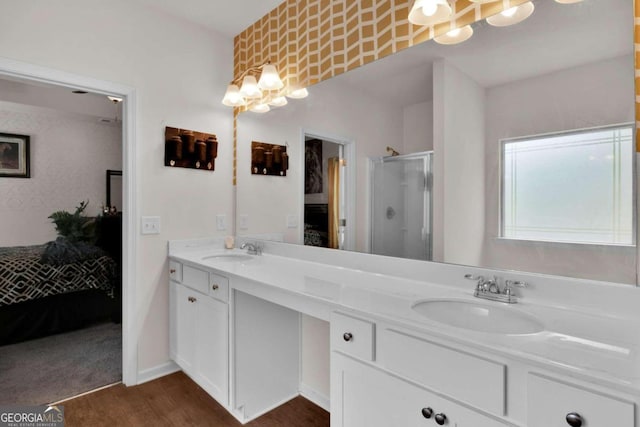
331, 352, 513, 427
169, 263, 229, 407
170, 281, 198, 374
527, 373, 634, 427
331, 312, 514, 427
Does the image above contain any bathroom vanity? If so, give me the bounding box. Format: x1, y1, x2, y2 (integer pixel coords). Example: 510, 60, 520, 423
168, 238, 640, 426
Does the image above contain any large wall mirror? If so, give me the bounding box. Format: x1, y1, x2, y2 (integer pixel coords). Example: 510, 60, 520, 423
236, 0, 637, 285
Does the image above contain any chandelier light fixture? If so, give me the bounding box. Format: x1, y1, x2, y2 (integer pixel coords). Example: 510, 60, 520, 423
222, 60, 308, 113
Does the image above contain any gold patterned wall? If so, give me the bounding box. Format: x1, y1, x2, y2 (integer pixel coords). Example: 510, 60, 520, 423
232, 0, 640, 181
636, 0, 640, 151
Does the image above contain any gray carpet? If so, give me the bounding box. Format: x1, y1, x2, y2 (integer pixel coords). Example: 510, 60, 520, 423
0, 322, 121, 405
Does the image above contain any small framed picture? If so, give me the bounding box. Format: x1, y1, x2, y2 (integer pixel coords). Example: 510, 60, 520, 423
0, 132, 30, 178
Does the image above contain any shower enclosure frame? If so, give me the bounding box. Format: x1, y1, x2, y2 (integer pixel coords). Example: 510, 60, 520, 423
369, 151, 433, 260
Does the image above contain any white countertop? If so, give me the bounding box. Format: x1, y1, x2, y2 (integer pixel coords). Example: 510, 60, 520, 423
169, 240, 640, 396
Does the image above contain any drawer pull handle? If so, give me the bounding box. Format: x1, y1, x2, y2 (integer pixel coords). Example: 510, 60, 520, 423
421, 407, 433, 419
212, 284, 219, 290
170, 269, 176, 274
343, 332, 353, 342
566, 413, 583, 427
188, 296, 197, 303
435, 413, 447, 425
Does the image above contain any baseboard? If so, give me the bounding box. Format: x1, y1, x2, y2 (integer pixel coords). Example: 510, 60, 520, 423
299, 382, 330, 412
136, 361, 180, 385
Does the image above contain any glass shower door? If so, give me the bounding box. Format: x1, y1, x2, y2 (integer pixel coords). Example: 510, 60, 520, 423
370, 152, 433, 261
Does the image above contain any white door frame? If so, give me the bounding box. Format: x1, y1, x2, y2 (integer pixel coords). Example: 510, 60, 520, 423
299, 128, 356, 251
0, 56, 138, 386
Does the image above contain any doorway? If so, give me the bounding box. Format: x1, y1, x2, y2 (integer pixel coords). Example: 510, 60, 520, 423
0, 58, 136, 394
301, 131, 355, 251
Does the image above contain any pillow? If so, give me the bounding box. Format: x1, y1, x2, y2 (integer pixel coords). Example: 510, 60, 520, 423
40, 237, 107, 266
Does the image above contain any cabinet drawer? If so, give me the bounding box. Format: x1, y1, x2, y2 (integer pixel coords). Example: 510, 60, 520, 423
169, 260, 182, 282
182, 265, 210, 295
379, 328, 506, 416
527, 373, 634, 427
331, 312, 375, 361
209, 272, 229, 303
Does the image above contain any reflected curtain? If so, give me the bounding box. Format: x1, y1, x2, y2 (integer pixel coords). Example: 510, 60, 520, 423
328, 157, 340, 249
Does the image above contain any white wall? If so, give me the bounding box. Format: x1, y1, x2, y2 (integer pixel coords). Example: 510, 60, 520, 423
483, 54, 636, 283
433, 60, 485, 266
0, 1, 234, 373
0, 101, 122, 246
403, 101, 433, 154
236, 78, 403, 252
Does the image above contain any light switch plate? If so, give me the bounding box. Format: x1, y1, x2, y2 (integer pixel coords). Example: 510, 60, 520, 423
239, 214, 249, 230
216, 214, 227, 231
141, 216, 161, 235
286, 214, 298, 228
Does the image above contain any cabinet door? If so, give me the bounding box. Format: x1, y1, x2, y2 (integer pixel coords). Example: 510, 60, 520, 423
195, 295, 229, 407
171, 282, 199, 375
331, 353, 513, 427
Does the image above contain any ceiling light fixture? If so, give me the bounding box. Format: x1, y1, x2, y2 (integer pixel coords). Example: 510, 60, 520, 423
486, 2, 535, 27
434, 24, 474, 45
222, 61, 307, 112
408, 0, 452, 26
554, 0, 583, 3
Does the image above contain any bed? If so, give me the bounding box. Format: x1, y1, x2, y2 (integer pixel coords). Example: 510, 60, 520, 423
0, 223, 120, 346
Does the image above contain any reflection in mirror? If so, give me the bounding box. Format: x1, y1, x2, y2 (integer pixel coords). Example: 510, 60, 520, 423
236, 0, 637, 285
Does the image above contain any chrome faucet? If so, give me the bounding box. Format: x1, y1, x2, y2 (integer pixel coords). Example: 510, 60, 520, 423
464, 274, 526, 304
240, 241, 262, 255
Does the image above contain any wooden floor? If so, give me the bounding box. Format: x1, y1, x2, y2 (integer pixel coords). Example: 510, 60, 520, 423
60, 372, 330, 426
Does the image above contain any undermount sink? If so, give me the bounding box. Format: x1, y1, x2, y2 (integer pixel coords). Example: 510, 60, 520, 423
201, 253, 254, 262
411, 299, 544, 335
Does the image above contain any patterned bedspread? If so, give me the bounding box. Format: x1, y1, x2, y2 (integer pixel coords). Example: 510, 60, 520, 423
0, 245, 117, 307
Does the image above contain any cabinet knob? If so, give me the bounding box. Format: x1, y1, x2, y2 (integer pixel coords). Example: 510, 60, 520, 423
343, 332, 353, 342
188, 296, 197, 303
212, 284, 219, 290
435, 413, 447, 425
170, 269, 176, 274
566, 413, 583, 427
421, 407, 433, 419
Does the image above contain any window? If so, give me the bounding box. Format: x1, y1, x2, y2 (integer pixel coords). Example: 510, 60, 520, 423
501, 124, 634, 245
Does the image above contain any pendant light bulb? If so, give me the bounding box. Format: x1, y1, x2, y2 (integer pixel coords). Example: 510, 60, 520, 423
269, 96, 288, 107
501, 6, 518, 18
287, 87, 309, 99
240, 75, 262, 99
408, 0, 452, 26
250, 102, 270, 113
486, 1, 534, 27
222, 84, 246, 107
258, 64, 284, 90
434, 24, 474, 45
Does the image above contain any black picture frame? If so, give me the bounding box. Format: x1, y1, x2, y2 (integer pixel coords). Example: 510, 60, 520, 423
0, 132, 30, 178
106, 169, 122, 208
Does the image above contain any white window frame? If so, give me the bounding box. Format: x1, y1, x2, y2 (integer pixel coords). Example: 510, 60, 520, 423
498, 123, 636, 247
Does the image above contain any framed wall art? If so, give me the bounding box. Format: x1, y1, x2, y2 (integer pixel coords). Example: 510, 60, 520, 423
0, 132, 30, 178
